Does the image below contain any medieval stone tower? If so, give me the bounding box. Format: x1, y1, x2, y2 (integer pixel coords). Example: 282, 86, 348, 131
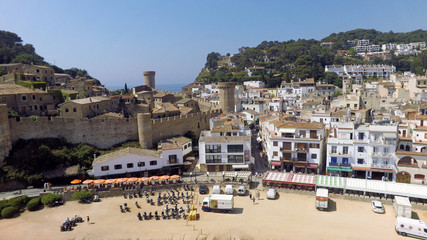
137, 113, 153, 149
0, 104, 12, 166
218, 82, 236, 114
143, 71, 156, 89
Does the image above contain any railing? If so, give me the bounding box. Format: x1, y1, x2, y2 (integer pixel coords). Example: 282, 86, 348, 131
397, 163, 418, 168
329, 162, 352, 168
371, 163, 394, 170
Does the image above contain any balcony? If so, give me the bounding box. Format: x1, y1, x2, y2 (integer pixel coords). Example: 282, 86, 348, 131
280, 157, 297, 163
329, 162, 352, 168
280, 148, 294, 153
371, 163, 394, 170
397, 162, 418, 168
329, 152, 350, 156
422, 164, 427, 169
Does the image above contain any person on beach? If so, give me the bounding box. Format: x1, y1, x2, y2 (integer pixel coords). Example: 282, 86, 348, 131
87, 216, 90, 224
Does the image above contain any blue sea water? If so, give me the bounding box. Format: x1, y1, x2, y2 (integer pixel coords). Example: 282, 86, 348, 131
107, 83, 189, 92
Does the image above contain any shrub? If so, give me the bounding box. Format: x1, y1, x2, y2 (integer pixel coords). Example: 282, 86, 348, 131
7, 195, 29, 209
26, 198, 41, 211
41, 193, 62, 207
72, 190, 93, 202
1, 206, 18, 218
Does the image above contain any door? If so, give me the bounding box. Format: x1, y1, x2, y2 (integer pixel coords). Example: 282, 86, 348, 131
20, 106, 26, 115
396, 172, 411, 184
331, 157, 337, 164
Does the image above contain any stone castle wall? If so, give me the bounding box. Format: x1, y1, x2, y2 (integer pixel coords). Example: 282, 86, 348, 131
150, 109, 221, 143
2, 109, 222, 163
0, 105, 12, 166
9, 117, 139, 149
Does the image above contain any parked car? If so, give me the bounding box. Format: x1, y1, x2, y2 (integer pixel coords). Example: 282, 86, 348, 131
237, 185, 246, 196
267, 188, 277, 200
199, 184, 208, 194
212, 185, 221, 194
372, 200, 385, 214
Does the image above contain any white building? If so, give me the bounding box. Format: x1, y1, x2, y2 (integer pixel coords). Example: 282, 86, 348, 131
260, 117, 325, 173
90, 136, 191, 177
199, 117, 252, 172
243, 80, 265, 89
382, 43, 397, 51
357, 39, 370, 46
326, 122, 398, 180
242, 100, 265, 114
325, 65, 396, 79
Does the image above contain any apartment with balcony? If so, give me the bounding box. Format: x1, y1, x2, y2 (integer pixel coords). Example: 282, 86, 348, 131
261, 119, 325, 174
395, 105, 427, 184
198, 116, 252, 172
326, 121, 398, 180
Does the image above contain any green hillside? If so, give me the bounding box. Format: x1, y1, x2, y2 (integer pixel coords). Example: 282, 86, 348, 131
196, 29, 427, 88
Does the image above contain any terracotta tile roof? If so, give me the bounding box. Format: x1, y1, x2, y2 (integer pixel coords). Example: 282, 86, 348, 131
273, 120, 324, 129
93, 148, 160, 166
0, 84, 46, 95
161, 136, 191, 150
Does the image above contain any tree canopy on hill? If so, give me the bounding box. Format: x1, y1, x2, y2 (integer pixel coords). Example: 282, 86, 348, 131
0, 30, 93, 79
196, 29, 427, 87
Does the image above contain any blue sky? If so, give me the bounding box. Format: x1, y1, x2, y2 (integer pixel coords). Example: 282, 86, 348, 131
1, 0, 426, 89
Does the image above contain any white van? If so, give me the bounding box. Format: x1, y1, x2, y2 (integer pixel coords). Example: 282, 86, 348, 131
225, 185, 234, 195
395, 216, 427, 238
212, 185, 221, 194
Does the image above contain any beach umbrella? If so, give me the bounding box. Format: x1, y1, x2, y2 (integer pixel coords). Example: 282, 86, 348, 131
105, 179, 115, 184
149, 176, 159, 181
93, 179, 105, 184
159, 175, 170, 180
83, 179, 94, 184
115, 178, 127, 183
127, 177, 138, 182
140, 177, 149, 182
170, 175, 180, 179
71, 179, 82, 184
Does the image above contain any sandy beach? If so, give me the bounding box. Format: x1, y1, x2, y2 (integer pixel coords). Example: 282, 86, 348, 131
1, 187, 425, 240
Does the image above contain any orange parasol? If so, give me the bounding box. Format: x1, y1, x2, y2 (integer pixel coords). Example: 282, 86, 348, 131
140, 177, 149, 182
115, 178, 127, 183
83, 179, 94, 184
105, 179, 115, 184
159, 175, 170, 180
126, 177, 138, 182
170, 175, 180, 179
71, 179, 82, 184
149, 176, 159, 181
93, 179, 105, 184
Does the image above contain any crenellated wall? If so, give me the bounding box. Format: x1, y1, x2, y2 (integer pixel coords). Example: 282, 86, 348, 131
3, 109, 222, 160
150, 109, 221, 143
9, 117, 139, 149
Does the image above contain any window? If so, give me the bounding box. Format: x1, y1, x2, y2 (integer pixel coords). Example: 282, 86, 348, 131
228, 145, 243, 153
343, 146, 349, 154
311, 154, 317, 159
273, 151, 278, 156
331, 146, 337, 154
39, 97, 42, 101
73, 108, 76, 112
206, 155, 221, 163
228, 155, 244, 163
34, 105, 38, 110
1, 97, 5, 102
65, 108, 69, 112
342, 158, 349, 164
32, 95, 36, 100
127, 163, 134, 168
114, 164, 122, 170
273, 141, 278, 146
150, 160, 157, 166
205, 145, 221, 153
22, 95, 27, 101
309, 143, 320, 148
169, 155, 178, 164
101, 166, 109, 171
357, 158, 364, 164
357, 147, 364, 152
137, 162, 145, 167
358, 132, 365, 140
331, 157, 337, 163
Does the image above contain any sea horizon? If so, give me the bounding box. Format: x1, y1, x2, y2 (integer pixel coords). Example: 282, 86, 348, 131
107, 82, 190, 92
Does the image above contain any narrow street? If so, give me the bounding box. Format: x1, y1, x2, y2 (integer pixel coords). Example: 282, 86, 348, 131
251, 129, 269, 174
